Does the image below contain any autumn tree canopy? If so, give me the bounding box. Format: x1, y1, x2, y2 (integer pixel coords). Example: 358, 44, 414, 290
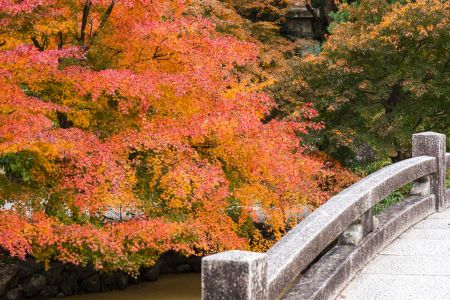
298, 0, 449, 162
0, 0, 355, 272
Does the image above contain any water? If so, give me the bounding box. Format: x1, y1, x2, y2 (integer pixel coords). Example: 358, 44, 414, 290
64, 273, 201, 300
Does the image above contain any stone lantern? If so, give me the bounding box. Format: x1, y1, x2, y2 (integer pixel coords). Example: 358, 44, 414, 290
283, 5, 318, 38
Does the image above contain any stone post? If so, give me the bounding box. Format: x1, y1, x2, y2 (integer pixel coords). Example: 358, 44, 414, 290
361, 209, 375, 236
202, 250, 267, 300
340, 208, 379, 246
412, 132, 447, 211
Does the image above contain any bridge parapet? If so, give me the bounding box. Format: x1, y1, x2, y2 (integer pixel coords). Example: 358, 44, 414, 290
412, 132, 447, 210
202, 132, 449, 300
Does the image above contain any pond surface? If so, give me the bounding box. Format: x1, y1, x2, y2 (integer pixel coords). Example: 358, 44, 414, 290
64, 273, 201, 300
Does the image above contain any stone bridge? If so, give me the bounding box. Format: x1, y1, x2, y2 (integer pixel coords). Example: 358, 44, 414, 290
201, 132, 449, 300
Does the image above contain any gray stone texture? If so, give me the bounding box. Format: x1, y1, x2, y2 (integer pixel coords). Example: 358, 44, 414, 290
282, 194, 435, 300
412, 132, 447, 210
410, 175, 431, 196
339, 223, 364, 246
187, 256, 202, 273
361, 209, 375, 235
22, 273, 47, 297
412, 217, 450, 229
361, 255, 450, 276
400, 228, 450, 239
200, 133, 448, 300
201, 251, 267, 300
380, 238, 450, 256
340, 204, 450, 300
266, 156, 435, 299
0, 264, 18, 296
339, 274, 450, 300
5, 288, 24, 300
141, 265, 159, 281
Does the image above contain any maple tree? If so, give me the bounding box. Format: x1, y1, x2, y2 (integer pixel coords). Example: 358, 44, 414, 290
0, 0, 356, 272
297, 0, 449, 163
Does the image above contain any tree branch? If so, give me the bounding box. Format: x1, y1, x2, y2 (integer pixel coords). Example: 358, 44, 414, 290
31, 37, 44, 51
57, 31, 64, 49
80, 0, 92, 47
99, 0, 116, 31
91, 0, 115, 41
42, 36, 49, 50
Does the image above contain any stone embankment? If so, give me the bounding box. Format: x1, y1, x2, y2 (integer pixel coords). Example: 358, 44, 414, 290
0, 251, 201, 300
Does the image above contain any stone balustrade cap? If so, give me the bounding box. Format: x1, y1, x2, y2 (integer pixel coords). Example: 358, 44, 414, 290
203, 250, 265, 263
202, 132, 448, 300
414, 132, 446, 137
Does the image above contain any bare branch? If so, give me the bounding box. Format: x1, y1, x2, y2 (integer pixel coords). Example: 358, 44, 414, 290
152, 38, 173, 61
80, 0, 92, 47
91, 0, 116, 42
31, 37, 44, 51
57, 31, 64, 49
88, 17, 93, 41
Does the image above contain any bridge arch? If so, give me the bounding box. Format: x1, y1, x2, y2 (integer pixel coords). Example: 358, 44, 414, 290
202, 132, 449, 300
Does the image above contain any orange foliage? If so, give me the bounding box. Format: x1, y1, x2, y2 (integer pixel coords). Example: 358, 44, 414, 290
0, 0, 357, 271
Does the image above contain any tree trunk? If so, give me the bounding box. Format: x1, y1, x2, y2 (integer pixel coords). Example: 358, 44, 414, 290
384, 82, 403, 114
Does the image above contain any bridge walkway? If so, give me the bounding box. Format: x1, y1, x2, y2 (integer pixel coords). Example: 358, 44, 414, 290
339, 206, 450, 300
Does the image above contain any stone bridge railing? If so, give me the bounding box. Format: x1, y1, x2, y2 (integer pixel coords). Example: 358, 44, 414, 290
201, 132, 449, 300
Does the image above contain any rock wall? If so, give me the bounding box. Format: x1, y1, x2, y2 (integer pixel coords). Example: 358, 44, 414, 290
0, 252, 202, 300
